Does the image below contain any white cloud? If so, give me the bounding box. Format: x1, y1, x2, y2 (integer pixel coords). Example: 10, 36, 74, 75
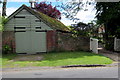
76, 5, 96, 23
6, 7, 18, 16
60, 5, 96, 26
0, 7, 18, 16
60, 15, 75, 26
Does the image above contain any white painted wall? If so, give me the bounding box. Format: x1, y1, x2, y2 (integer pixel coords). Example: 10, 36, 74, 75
114, 37, 120, 51
90, 38, 98, 54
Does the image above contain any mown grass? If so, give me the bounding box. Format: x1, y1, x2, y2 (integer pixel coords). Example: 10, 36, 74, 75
2, 51, 113, 68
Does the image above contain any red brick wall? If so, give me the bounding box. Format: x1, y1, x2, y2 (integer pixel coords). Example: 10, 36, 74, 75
3, 30, 58, 53
2, 30, 90, 53
56, 32, 90, 51
46, 31, 90, 52
46, 30, 57, 52
2, 31, 15, 53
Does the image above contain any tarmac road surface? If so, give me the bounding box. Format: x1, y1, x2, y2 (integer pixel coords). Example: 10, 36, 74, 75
2, 66, 119, 78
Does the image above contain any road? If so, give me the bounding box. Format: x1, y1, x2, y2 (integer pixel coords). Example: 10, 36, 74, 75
2, 67, 119, 78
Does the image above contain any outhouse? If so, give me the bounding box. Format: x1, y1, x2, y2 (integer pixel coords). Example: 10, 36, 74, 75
3, 5, 69, 54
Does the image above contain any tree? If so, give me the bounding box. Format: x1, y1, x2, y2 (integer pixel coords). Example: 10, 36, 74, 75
2, 0, 7, 17
0, 0, 7, 31
35, 2, 61, 19
95, 2, 120, 50
96, 2, 120, 37
0, 1, 2, 15
56, 0, 95, 23
70, 22, 93, 37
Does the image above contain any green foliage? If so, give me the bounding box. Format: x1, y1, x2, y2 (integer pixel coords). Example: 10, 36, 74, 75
105, 42, 114, 51
95, 2, 120, 38
0, 16, 3, 31
95, 2, 120, 50
105, 37, 114, 51
115, 26, 120, 38
96, 2, 120, 24
76, 30, 90, 37
3, 45, 12, 54
70, 22, 95, 37
66, 26, 72, 30
0, 16, 8, 31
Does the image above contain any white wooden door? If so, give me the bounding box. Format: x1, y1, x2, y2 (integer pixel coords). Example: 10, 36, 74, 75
15, 28, 46, 54
31, 31, 46, 53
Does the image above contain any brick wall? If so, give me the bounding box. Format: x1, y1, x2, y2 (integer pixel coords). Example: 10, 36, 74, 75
2, 30, 90, 53
2, 31, 15, 53
46, 30, 57, 52
56, 32, 90, 52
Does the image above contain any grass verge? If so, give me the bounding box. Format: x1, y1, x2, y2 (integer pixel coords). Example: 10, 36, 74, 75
2, 51, 113, 68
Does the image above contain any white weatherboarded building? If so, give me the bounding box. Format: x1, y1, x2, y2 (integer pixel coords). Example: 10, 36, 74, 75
3, 5, 69, 54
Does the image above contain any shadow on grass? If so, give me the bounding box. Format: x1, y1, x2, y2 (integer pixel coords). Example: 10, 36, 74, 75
2, 53, 17, 60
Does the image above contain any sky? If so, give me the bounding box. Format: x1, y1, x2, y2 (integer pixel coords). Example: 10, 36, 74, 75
0, 0, 97, 26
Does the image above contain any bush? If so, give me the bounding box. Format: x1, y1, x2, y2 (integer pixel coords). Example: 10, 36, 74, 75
2, 45, 12, 54
105, 37, 114, 51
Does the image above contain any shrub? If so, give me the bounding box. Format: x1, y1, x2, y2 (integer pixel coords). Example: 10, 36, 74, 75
35, 2, 61, 19
3, 45, 12, 54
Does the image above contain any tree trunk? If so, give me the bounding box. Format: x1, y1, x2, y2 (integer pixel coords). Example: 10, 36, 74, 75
104, 22, 110, 50
2, 0, 7, 17
104, 23, 108, 40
